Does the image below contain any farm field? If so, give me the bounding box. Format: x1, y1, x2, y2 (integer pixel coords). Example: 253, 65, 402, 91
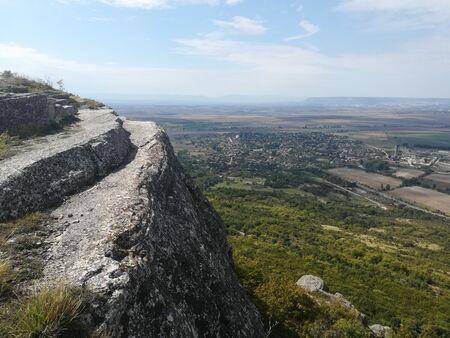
328, 168, 402, 190
390, 186, 450, 215
393, 168, 425, 179
387, 131, 450, 150
423, 173, 450, 191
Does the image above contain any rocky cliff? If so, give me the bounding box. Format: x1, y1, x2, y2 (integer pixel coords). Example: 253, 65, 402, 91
0, 77, 265, 337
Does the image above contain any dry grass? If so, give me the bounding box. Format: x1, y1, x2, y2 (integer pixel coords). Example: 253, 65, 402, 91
321, 225, 343, 232
423, 173, 450, 190
1, 71, 54, 93
390, 186, 450, 215
0, 287, 84, 338
0, 213, 43, 301
0, 260, 14, 299
328, 168, 402, 190
70, 95, 104, 110
0, 132, 18, 160
0, 212, 42, 246
393, 168, 425, 179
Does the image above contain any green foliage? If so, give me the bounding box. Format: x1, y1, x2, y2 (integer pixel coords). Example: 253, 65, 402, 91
0, 287, 84, 338
363, 159, 391, 174
238, 276, 372, 337
207, 188, 450, 337
172, 122, 450, 337
388, 132, 450, 150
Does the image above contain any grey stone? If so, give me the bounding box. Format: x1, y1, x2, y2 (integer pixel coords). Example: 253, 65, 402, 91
296, 275, 325, 292
370, 324, 392, 337
0, 92, 78, 134
35, 119, 264, 337
0, 108, 132, 221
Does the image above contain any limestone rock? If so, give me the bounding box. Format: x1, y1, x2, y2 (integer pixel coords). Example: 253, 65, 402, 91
35, 119, 264, 337
296, 275, 325, 292
0, 109, 131, 221
0, 92, 78, 134
370, 324, 392, 337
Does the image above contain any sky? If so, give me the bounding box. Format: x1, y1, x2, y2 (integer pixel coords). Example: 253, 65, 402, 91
0, 0, 450, 100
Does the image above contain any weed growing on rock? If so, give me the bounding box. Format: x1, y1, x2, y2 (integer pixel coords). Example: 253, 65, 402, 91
0, 132, 18, 160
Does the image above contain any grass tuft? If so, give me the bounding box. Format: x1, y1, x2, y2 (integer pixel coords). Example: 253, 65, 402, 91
1, 287, 84, 338
0, 260, 14, 299
0, 132, 17, 160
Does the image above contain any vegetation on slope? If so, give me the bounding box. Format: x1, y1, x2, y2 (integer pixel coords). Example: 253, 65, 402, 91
175, 131, 450, 337
0, 214, 86, 337
205, 188, 449, 337
0, 70, 55, 93
0, 132, 19, 160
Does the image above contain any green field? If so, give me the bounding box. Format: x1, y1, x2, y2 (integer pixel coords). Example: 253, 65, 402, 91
387, 132, 450, 150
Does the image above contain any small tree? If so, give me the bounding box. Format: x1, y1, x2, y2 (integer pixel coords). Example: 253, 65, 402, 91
56, 79, 65, 91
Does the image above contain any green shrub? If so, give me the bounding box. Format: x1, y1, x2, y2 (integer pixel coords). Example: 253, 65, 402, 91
251, 278, 371, 337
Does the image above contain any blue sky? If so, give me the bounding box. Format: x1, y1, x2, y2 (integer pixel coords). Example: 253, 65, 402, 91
0, 0, 450, 99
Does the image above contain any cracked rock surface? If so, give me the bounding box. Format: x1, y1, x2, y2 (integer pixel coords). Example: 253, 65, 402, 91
39, 119, 264, 337
0, 109, 132, 221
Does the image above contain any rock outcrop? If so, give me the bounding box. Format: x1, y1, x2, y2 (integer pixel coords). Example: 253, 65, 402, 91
296, 275, 325, 292
0, 109, 131, 221
0, 96, 264, 336
0, 73, 80, 134
370, 324, 393, 338
0, 92, 78, 134
296, 274, 394, 336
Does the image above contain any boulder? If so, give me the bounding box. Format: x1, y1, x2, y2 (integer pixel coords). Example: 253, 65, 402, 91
296, 275, 325, 292
370, 324, 393, 337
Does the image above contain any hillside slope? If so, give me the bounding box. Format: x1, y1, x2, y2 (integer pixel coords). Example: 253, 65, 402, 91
0, 75, 264, 337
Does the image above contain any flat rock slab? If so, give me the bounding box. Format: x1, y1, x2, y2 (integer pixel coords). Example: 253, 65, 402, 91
40, 120, 264, 337
0, 109, 132, 220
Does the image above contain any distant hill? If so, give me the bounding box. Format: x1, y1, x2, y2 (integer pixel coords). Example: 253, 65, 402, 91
301, 97, 450, 110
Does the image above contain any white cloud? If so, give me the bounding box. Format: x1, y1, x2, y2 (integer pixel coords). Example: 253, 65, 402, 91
2, 38, 450, 98
96, 0, 242, 9
225, 0, 242, 5
337, 0, 450, 28
212, 16, 267, 35
175, 35, 450, 97
337, 0, 450, 14
284, 20, 320, 41
58, 0, 240, 9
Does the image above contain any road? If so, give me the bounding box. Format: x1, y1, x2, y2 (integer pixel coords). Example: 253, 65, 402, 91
324, 180, 450, 221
